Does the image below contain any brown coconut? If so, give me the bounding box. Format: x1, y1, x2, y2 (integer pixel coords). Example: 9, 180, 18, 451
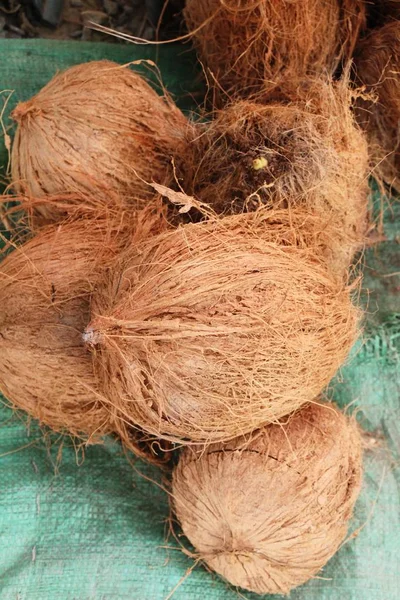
184, 0, 366, 102
85, 210, 360, 446
178, 77, 370, 274
0, 210, 168, 464
172, 401, 363, 595
353, 22, 400, 192
11, 60, 192, 219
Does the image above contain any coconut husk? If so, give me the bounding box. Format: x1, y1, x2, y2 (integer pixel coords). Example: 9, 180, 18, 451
184, 0, 366, 103
10, 60, 192, 219
178, 77, 370, 275
353, 22, 400, 193
0, 209, 169, 465
172, 401, 363, 595
1, 187, 169, 237
85, 210, 361, 446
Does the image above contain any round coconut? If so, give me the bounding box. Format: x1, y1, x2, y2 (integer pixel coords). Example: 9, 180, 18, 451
178, 78, 369, 274
353, 22, 400, 192
172, 401, 363, 595
184, 0, 366, 101
11, 60, 192, 219
0, 212, 167, 464
85, 211, 360, 445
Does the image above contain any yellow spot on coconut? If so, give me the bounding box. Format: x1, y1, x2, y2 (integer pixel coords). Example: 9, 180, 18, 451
252, 156, 268, 170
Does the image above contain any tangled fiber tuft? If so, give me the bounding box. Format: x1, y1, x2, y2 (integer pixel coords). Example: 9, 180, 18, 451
172, 401, 363, 595
178, 77, 369, 274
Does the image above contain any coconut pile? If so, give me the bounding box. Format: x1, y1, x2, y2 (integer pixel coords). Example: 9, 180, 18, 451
1, 0, 396, 594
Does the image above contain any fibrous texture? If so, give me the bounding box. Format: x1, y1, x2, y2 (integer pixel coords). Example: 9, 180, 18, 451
86, 211, 360, 445
184, 0, 366, 101
0, 210, 167, 464
354, 22, 400, 191
11, 60, 191, 218
179, 78, 369, 274
0, 221, 117, 439
1, 188, 168, 235
172, 401, 363, 595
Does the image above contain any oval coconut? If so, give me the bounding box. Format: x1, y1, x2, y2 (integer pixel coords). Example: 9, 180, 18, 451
85, 210, 360, 445
11, 60, 191, 218
184, 0, 366, 101
179, 78, 369, 274
0, 213, 167, 464
354, 21, 400, 192
172, 401, 363, 595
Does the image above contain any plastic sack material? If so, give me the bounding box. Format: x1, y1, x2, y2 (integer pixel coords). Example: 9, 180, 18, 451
0, 40, 399, 600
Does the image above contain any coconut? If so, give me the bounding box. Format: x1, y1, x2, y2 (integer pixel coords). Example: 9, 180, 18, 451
353, 22, 400, 192
85, 210, 360, 446
178, 77, 369, 274
0, 210, 168, 464
11, 60, 192, 219
172, 401, 363, 595
184, 0, 366, 102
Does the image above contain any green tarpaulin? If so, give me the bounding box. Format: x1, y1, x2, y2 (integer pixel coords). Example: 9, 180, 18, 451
0, 40, 399, 600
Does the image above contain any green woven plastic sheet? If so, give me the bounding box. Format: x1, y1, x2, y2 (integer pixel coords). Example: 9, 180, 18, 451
0, 40, 399, 600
